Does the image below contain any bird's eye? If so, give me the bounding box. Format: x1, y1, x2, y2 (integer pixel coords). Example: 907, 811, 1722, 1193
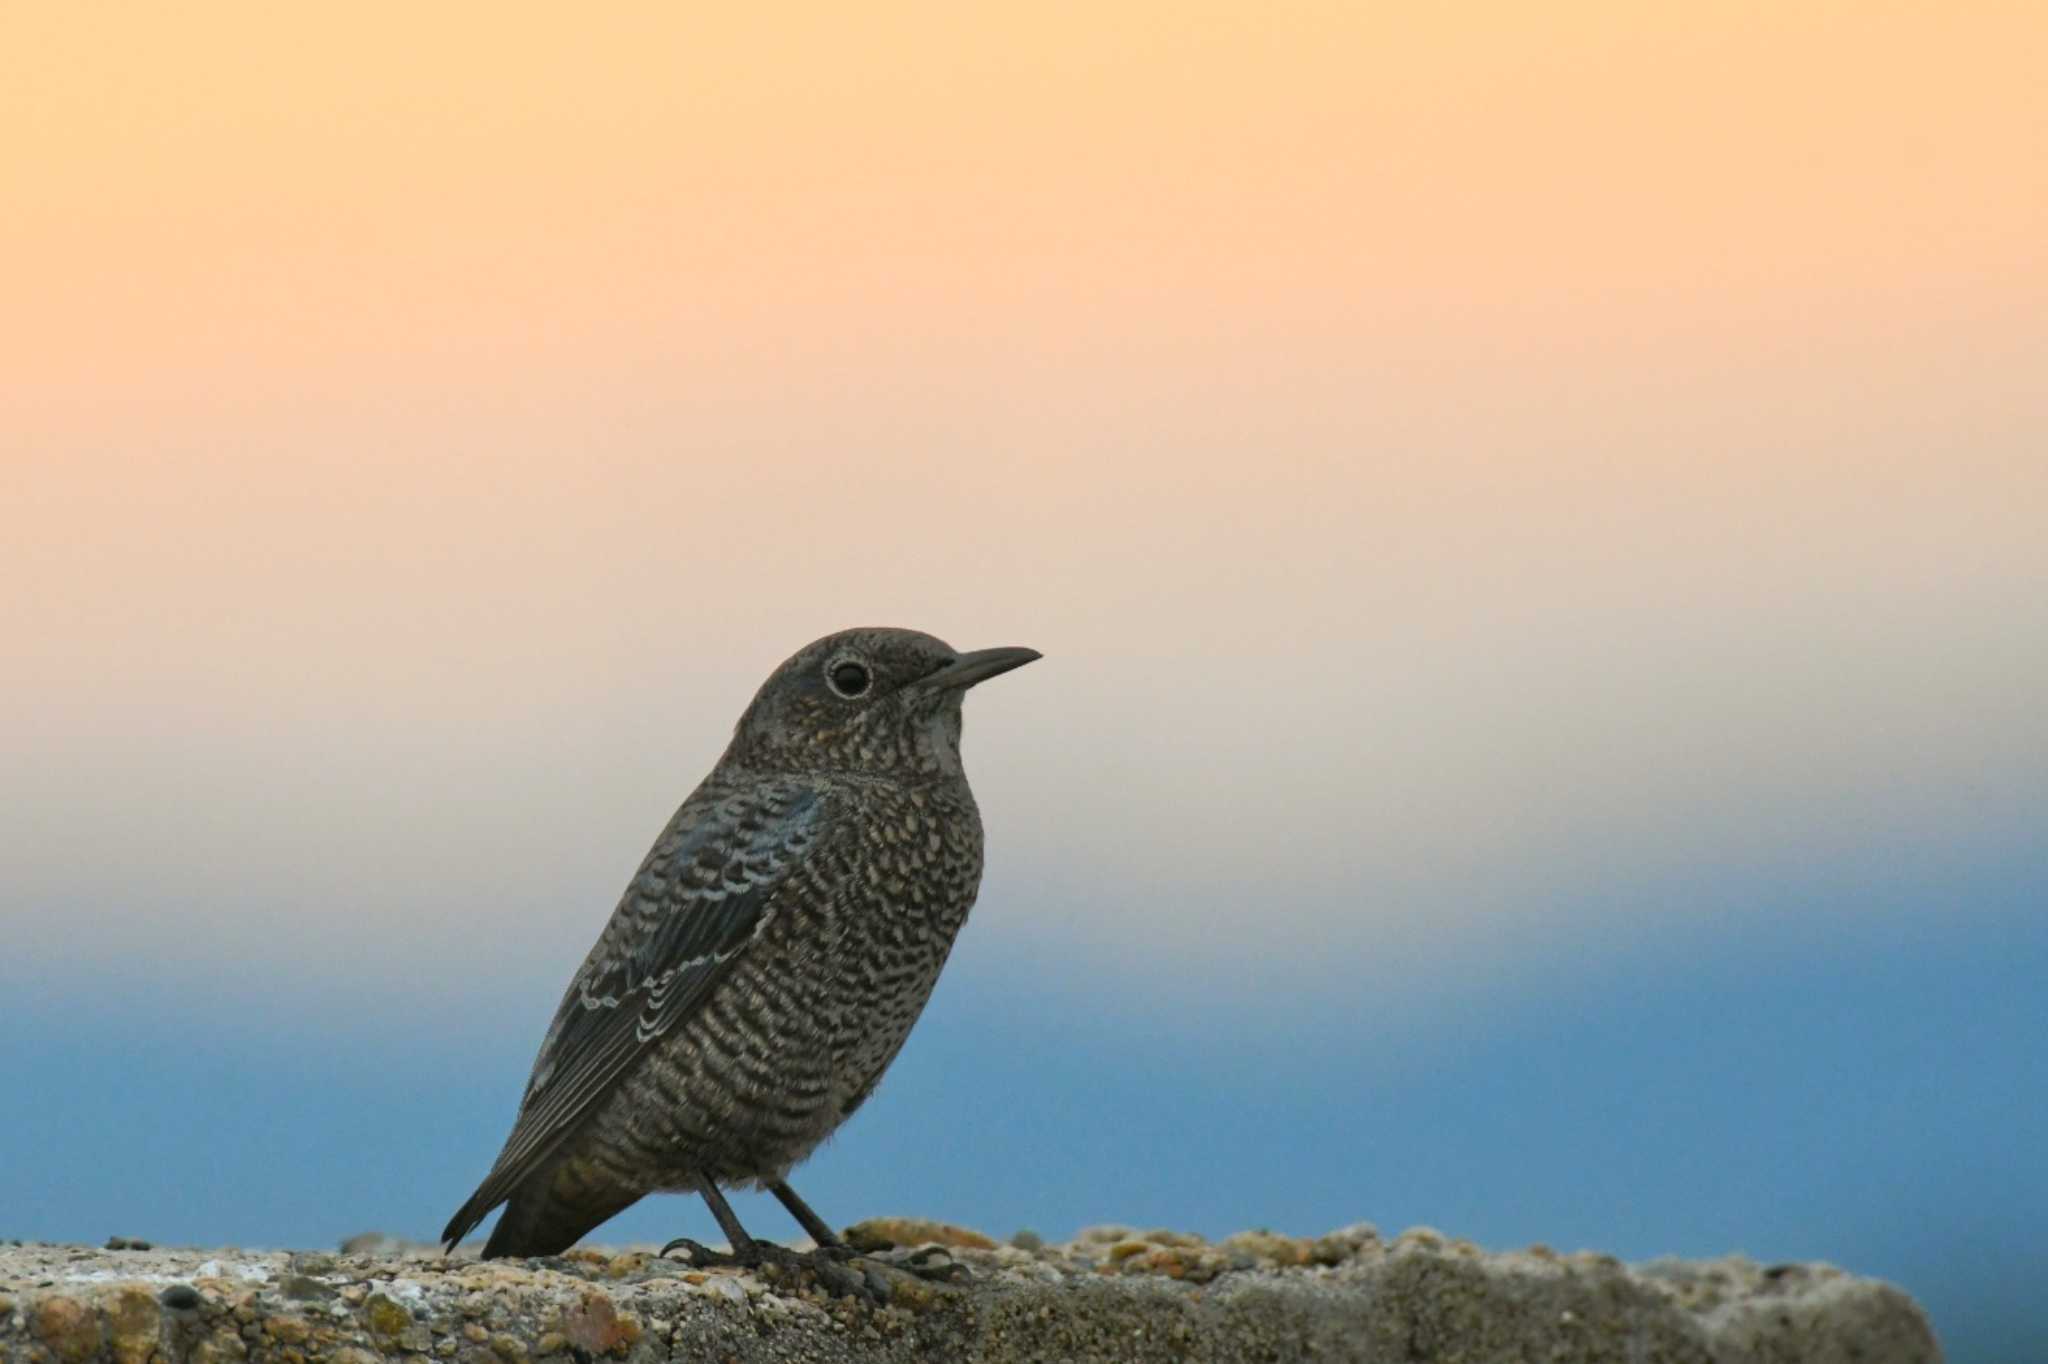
827, 660, 872, 698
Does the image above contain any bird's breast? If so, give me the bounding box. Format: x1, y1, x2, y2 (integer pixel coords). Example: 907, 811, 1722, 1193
792, 785, 985, 1090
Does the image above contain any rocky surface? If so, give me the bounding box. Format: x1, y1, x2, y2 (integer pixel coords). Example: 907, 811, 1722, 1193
0, 1222, 1941, 1363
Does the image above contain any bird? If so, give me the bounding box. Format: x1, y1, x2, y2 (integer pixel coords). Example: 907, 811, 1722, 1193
441, 626, 1039, 1271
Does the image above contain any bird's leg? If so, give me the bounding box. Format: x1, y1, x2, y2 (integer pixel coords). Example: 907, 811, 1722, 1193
662, 1179, 880, 1301
660, 1179, 779, 1267
767, 1180, 972, 1285
767, 1180, 855, 1258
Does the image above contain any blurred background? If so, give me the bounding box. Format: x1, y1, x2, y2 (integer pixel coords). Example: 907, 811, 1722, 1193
3, 4, 2042, 1359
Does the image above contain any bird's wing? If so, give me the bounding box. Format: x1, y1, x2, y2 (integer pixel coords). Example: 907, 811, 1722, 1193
442, 782, 827, 1247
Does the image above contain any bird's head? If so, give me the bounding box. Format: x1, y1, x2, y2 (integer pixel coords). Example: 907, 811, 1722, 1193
718, 627, 1039, 779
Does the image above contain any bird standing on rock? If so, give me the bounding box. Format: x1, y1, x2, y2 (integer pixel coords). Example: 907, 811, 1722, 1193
442, 628, 1038, 1276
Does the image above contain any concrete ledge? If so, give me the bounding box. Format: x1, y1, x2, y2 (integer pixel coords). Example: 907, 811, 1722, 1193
0, 1223, 1941, 1363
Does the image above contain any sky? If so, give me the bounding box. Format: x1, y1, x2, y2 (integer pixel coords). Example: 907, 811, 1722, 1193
3, 3, 2044, 1359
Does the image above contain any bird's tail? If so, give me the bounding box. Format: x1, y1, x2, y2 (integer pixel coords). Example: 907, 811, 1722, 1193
440, 1178, 505, 1254
445, 1160, 639, 1259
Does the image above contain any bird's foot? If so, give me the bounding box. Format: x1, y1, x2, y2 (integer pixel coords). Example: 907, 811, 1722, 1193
852, 1240, 974, 1285
660, 1238, 886, 1303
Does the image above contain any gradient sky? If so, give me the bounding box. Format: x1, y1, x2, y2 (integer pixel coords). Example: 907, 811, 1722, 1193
4, 5, 2045, 1360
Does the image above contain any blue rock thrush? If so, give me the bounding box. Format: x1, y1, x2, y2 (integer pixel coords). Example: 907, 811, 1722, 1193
442, 627, 1038, 1275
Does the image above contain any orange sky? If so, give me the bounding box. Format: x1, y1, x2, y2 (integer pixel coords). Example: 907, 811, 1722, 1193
4, 2, 2044, 1001
5, 2, 2042, 396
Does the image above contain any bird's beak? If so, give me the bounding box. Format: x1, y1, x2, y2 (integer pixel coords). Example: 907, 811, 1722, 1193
920, 646, 1042, 691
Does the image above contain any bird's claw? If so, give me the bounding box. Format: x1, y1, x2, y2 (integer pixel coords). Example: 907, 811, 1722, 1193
852, 1242, 972, 1283
660, 1236, 745, 1266
809, 1241, 862, 1262
898, 1245, 973, 1283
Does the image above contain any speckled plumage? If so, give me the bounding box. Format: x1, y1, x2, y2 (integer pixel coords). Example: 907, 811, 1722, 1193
443, 628, 1038, 1259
